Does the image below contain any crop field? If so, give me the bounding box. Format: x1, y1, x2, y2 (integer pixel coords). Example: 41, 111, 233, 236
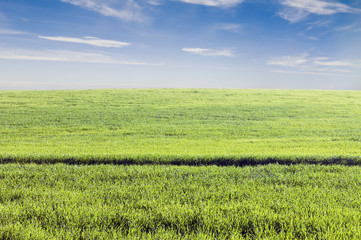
2, 164, 361, 239
1, 89, 361, 239
1, 89, 361, 164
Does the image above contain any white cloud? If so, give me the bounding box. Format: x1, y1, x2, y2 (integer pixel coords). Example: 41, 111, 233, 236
301, 21, 359, 40
175, 0, 244, 7
38, 36, 131, 48
279, 0, 361, 23
268, 53, 361, 75
306, 20, 332, 29
314, 59, 358, 67
278, 7, 310, 23
306, 36, 318, 40
267, 53, 309, 67
182, 48, 234, 56
283, 0, 357, 14
271, 70, 338, 76
147, 0, 162, 5
0, 48, 162, 66
320, 24, 359, 35
60, 0, 146, 22
213, 23, 243, 33
332, 24, 356, 32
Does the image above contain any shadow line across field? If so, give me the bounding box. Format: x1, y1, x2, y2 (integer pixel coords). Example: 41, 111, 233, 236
1, 155, 361, 166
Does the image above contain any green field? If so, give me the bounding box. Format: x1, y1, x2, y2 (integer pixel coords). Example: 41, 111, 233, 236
1, 89, 361, 239
2, 164, 361, 239
1, 89, 361, 164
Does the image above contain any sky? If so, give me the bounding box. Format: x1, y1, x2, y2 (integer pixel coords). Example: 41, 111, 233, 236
0, 0, 360, 90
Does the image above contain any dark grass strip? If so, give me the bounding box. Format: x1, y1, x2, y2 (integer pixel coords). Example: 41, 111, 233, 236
1, 154, 361, 166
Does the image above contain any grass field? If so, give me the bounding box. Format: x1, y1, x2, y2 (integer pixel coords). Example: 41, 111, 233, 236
1, 89, 361, 239
2, 164, 361, 239
1, 89, 361, 164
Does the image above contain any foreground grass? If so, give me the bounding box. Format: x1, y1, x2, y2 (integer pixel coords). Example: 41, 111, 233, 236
1, 164, 361, 239
1, 89, 361, 164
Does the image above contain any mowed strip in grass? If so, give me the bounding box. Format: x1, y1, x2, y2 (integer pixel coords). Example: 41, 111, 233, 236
1, 89, 361, 164
1, 164, 361, 239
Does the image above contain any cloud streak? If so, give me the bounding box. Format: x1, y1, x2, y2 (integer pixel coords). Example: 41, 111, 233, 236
182, 48, 234, 56
38, 36, 131, 48
0, 28, 29, 35
60, 0, 145, 22
174, 0, 244, 7
278, 0, 361, 23
0, 48, 162, 66
267, 53, 309, 67
212, 23, 243, 33
268, 53, 361, 75
271, 70, 338, 76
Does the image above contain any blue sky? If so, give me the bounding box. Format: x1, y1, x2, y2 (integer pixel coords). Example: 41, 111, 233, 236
0, 0, 360, 90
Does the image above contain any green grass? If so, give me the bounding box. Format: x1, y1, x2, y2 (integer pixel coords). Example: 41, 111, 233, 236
1, 164, 361, 239
2, 89, 361, 238
1, 89, 361, 164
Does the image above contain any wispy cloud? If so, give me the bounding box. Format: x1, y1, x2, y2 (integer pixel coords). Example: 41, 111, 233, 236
278, 8, 309, 23
212, 23, 243, 33
278, 0, 361, 23
268, 53, 361, 75
300, 20, 359, 40
271, 70, 338, 76
38, 36, 131, 48
319, 24, 359, 36
267, 53, 309, 67
60, 0, 146, 22
0, 48, 162, 66
0, 28, 29, 35
314, 59, 359, 67
182, 48, 234, 56
306, 20, 332, 29
147, 0, 162, 6
175, 0, 244, 8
